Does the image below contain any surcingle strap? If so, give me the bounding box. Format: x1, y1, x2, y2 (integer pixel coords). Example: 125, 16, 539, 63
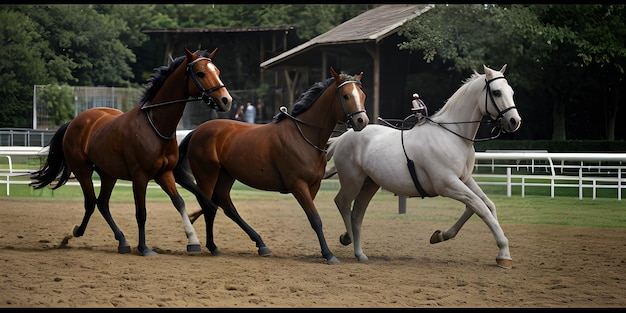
406, 158, 431, 198
401, 124, 431, 198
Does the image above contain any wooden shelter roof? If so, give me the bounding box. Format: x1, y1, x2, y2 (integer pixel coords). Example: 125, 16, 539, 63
260, 4, 434, 69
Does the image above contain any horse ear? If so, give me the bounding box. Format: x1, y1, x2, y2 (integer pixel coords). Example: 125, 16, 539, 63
483, 64, 495, 80
330, 67, 340, 79
499, 64, 507, 74
355, 71, 364, 81
184, 46, 195, 60
209, 48, 218, 59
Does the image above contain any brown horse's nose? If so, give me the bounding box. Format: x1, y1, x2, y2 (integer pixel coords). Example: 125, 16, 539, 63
221, 97, 230, 106
352, 113, 369, 131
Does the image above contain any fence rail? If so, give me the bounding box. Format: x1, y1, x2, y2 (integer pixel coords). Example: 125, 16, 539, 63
473, 151, 625, 200
2, 148, 626, 202
395, 151, 625, 213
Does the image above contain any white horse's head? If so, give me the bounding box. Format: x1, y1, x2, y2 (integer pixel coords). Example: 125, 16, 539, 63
481, 64, 521, 133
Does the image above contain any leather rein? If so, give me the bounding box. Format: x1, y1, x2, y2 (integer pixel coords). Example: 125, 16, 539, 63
141, 57, 225, 140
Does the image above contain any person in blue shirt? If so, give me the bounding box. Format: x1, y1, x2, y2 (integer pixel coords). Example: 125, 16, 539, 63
243, 101, 256, 123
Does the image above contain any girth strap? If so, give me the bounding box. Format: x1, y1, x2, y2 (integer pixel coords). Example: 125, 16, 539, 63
401, 123, 431, 198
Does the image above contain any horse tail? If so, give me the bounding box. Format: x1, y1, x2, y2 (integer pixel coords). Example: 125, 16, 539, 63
30, 121, 72, 190
173, 130, 197, 191
173, 130, 219, 219
323, 136, 340, 179
325, 136, 339, 161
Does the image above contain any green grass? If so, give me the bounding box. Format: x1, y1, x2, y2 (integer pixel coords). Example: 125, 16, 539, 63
2, 178, 625, 229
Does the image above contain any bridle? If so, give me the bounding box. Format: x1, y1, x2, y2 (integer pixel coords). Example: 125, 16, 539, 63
186, 57, 226, 108
336, 79, 366, 128
141, 56, 226, 140
422, 75, 518, 142
483, 76, 517, 124
281, 79, 365, 152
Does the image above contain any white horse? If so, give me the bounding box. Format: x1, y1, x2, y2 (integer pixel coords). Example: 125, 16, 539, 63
325, 65, 521, 268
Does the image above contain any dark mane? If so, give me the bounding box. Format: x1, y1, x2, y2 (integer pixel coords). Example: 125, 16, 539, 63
273, 73, 359, 122
140, 49, 212, 104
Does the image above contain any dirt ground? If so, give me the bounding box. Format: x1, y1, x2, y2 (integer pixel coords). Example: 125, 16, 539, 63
1, 195, 624, 308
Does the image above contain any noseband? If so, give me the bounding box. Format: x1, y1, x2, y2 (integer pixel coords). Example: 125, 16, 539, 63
141, 56, 227, 140
187, 57, 226, 110
336, 79, 366, 128
484, 76, 517, 123
279, 79, 366, 152
407, 76, 518, 143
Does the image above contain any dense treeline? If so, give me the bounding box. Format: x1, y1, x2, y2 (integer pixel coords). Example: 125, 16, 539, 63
0, 4, 375, 128
0, 4, 624, 141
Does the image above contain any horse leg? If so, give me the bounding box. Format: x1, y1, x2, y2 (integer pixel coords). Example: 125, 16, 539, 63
292, 186, 339, 264
217, 192, 270, 257
199, 194, 221, 255
334, 186, 355, 247
71, 171, 98, 238
209, 174, 269, 256
94, 175, 131, 254
467, 177, 499, 220
349, 177, 380, 263
429, 206, 473, 243
131, 179, 156, 256
440, 180, 512, 268
333, 170, 369, 248
155, 174, 201, 252
429, 178, 493, 244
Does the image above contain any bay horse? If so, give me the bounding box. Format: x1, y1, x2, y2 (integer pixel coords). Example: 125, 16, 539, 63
30, 47, 233, 256
174, 67, 368, 264
325, 65, 521, 268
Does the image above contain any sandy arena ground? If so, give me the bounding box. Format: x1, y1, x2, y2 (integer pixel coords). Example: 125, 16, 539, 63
1, 195, 624, 308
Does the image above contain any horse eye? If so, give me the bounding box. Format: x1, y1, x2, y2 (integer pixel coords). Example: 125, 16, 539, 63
196, 72, 205, 78
493, 90, 501, 97
343, 94, 350, 100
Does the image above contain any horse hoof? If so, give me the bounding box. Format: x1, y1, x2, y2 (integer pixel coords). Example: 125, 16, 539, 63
496, 258, 512, 269
210, 248, 222, 256
118, 245, 131, 254
140, 248, 157, 256
71, 225, 81, 237
187, 244, 202, 253
327, 256, 341, 265
429, 230, 444, 244
356, 255, 369, 263
339, 233, 351, 246
258, 247, 271, 257
58, 234, 73, 249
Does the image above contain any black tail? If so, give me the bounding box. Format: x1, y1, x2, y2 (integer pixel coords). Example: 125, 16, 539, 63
173, 130, 198, 192
173, 130, 219, 217
30, 121, 72, 190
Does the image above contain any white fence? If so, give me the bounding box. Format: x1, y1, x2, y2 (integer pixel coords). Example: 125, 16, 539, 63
393, 151, 625, 213
473, 151, 625, 200
2, 147, 626, 201
0, 146, 49, 196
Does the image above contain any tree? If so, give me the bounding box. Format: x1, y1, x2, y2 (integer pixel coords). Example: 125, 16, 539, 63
530, 4, 626, 140
398, 4, 626, 140
41, 84, 74, 128
0, 8, 55, 127
17, 5, 136, 87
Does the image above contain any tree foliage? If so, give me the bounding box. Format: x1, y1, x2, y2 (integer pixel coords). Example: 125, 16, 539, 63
0, 8, 54, 127
41, 84, 74, 127
399, 4, 626, 140
0, 4, 624, 140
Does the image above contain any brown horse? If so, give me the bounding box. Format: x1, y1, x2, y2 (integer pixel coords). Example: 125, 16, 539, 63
174, 67, 368, 264
30, 47, 232, 256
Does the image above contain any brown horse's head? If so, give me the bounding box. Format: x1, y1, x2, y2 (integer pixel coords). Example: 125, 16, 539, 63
184, 46, 233, 112
330, 67, 368, 131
